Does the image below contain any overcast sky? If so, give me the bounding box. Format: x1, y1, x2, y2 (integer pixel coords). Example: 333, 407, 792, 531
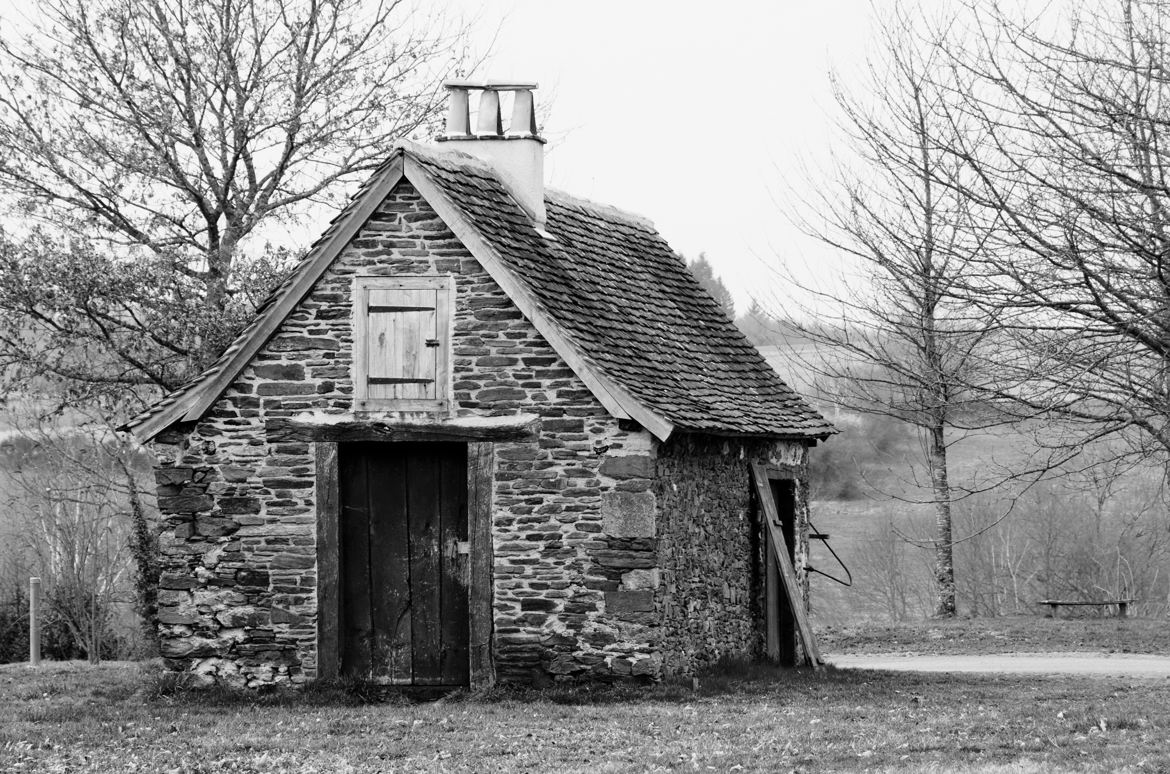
0, 0, 879, 314
454, 0, 875, 313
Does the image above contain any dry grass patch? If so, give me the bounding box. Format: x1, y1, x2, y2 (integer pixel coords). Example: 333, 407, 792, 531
1, 659, 1168, 772
818, 616, 1170, 656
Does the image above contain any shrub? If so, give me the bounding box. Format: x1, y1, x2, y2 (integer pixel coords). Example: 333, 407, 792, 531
809, 412, 914, 501
0, 586, 133, 663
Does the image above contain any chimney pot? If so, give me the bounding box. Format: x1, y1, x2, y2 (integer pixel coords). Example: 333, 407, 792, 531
438, 80, 546, 229
444, 87, 471, 138
508, 89, 538, 137
476, 90, 503, 136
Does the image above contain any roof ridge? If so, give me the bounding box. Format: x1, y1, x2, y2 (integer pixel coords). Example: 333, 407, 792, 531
395, 139, 500, 179
544, 188, 656, 232
398, 141, 657, 235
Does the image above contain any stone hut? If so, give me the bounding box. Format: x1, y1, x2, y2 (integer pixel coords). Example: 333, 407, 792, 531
122, 82, 836, 689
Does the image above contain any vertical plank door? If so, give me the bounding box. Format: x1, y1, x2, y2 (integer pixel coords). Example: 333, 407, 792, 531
339, 452, 373, 677
367, 448, 413, 682
338, 442, 470, 686
437, 450, 471, 684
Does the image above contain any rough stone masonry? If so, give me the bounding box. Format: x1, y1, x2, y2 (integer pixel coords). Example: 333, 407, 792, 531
148, 180, 813, 688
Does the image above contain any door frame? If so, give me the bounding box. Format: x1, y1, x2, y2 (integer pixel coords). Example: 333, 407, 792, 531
759, 465, 799, 666
315, 440, 495, 688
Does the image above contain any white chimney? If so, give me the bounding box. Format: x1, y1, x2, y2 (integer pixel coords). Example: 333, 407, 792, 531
439, 80, 546, 227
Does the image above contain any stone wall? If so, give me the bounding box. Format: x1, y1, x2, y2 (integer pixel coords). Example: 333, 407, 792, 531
150, 180, 667, 687
494, 423, 662, 683
655, 435, 810, 676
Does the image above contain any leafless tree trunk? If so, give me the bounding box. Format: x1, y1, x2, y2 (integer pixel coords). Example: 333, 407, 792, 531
782, 3, 1003, 617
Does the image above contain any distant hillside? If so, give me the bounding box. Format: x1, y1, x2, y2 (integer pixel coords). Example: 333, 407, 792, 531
750, 330, 1169, 624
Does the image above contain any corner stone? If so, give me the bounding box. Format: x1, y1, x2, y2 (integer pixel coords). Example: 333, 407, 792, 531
621, 568, 661, 590
602, 491, 656, 537
599, 455, 655, 479
604, 590, 655, 614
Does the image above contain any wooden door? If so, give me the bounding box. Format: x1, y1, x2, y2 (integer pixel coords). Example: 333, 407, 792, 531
338, 442, 469, 686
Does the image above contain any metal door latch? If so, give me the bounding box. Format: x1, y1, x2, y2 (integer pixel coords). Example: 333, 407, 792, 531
455, 541, 471, 555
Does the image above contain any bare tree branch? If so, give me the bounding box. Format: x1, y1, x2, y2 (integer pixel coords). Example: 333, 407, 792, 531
0, 0, 483, 410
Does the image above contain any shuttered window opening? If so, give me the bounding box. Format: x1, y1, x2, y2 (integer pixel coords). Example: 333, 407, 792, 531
353, 276, 452, 411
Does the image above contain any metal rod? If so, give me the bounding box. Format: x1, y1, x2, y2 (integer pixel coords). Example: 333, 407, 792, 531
807, 518, 853, 587
29, 577, 41, 666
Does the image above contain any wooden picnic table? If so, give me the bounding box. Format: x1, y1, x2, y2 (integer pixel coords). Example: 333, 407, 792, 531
1040, 599, 1136, 618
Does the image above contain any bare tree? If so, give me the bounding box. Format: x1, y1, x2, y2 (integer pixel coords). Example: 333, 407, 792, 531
851, 517, 928, 622
954, 497, 1037, 616
0, 0, 479, 407
937, 0, 1170, 466
1, 417, 144, 662
783, 3, 1002, 617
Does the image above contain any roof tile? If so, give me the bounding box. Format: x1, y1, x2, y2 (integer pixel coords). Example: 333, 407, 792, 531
410, 147, 834, 439
125, 144, 835, 440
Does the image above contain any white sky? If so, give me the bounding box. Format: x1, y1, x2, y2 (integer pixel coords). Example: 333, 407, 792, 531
455, 0, 875, 313
0, 0, 879, 314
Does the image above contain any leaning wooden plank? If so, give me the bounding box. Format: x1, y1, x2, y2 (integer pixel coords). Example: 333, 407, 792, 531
751, 463, 821, 668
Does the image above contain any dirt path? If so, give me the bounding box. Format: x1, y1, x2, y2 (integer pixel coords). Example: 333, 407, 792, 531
829, 652, 1170, 678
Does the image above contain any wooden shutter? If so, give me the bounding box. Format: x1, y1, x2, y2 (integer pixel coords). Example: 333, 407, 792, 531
354, 277, 451, 411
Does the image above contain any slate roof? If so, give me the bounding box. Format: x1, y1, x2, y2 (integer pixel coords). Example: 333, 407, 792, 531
124, 143, 835, 441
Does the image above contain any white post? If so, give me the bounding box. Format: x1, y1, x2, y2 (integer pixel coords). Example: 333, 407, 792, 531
29, 577, 41, 667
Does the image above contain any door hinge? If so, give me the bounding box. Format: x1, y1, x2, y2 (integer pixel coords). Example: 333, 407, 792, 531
455, 541, 471, 555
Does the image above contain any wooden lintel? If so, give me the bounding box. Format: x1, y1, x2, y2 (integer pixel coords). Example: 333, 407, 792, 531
765, 463, 800, 480
267, 416, 541, 444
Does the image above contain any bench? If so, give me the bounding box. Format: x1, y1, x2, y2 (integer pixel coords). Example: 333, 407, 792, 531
1040, 599, 1136, 619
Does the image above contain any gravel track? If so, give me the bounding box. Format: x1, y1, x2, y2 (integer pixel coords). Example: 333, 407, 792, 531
829, 652, 1170, 678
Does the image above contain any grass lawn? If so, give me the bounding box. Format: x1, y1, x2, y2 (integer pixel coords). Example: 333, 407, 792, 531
2, 659, 1168, 773
818, 616, 1170, 656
